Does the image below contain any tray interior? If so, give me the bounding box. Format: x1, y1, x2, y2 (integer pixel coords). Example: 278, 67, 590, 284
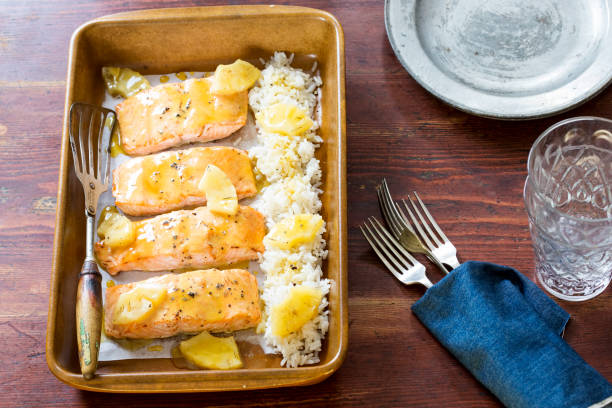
49, 6, 346, 391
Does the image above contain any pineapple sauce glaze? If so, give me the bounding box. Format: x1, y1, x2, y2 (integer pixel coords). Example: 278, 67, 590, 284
112, 146, 256, 217
116, 76, 247, 156
95, 205, 265, 275
105, 269, 260, 339
97, 69, 274, 362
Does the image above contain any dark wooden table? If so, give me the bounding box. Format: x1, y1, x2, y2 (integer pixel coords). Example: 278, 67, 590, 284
1, 1, 610, 406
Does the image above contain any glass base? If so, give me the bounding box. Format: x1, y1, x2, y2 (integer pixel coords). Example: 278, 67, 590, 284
537, 271, 610, 302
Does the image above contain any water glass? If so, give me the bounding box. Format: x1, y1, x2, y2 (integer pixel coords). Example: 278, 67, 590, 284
524, 117, 612, 301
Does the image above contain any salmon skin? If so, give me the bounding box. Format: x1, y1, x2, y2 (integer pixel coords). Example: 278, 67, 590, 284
94, 206, 265, 275
104, 269, 261, 339
113, 146, 257, 216
116, 77, 247, 155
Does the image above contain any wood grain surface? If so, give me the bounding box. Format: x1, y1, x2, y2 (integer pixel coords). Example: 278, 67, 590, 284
1, 0, 610, 406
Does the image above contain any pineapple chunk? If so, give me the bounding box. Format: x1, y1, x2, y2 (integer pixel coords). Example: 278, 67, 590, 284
179, 331, 243, 370
270, 286, 323, 337
109, 127, 126, 157
210, 59, 260, 95
255, 103, 313, 136
102, 67, 150, 98
112, 286, 166, 325
264, 214, 323, 250
97, 206, 136, 248
198, 164, 238, 215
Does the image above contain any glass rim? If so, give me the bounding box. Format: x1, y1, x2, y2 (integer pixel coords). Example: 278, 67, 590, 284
526, 116, 612, 224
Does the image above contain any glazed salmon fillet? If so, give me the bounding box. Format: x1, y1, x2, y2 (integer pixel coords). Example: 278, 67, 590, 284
116, 77, 248, 155
94, 206, 265, 275
113, 146, 257, 216
104, 269, 261, 339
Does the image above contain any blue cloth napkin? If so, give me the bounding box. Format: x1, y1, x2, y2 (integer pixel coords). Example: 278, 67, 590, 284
412, 261, 612, 408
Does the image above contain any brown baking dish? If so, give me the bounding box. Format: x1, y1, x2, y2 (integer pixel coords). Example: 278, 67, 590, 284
47, 5, 346, 392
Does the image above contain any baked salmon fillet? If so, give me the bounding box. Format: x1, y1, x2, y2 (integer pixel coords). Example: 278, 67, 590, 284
113, 146, 257, 216
94, 206, 265, 275
116, 77, 247, 155
104, 269, 261, 339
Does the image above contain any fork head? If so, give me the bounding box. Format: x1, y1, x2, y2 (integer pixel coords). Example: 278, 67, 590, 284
360, 217, 432, 288
69, 102, 116, 216
377, 179, 428, 254
377, 179, 409, 239
377, 179, 455, 273
398, 192, 460, 269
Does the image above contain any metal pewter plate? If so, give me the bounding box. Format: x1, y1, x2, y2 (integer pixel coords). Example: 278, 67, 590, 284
385, 0, 612, 119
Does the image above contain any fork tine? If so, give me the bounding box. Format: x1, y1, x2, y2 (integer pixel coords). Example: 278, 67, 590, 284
413, 191, 450, 243
394, 200, 414, 230
104, 114, 115, 186
408, 194, 443, 247
87, 107, 96, 176
381, 180, 400, 226
96, 111, 105, 180
105, 144, 111, 185
378, 179, 411, 237
368, 217, 420, 267
382, 180, 415, 233
384, 180, 414, 232
377, 188, 400, 238
360, 225, 405, 282
392, 200, 415, 233
78, 107, 88, 175
69, 106, 82, 175
377, 182, 401, 237
363, 221, 412, 273
400, 198, 436, 251
367, 218, 413, 271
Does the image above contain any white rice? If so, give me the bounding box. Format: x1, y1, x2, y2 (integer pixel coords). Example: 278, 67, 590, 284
248, 52, 330, 368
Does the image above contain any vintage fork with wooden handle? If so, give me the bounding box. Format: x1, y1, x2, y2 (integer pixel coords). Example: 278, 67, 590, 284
69, 102, 116, 379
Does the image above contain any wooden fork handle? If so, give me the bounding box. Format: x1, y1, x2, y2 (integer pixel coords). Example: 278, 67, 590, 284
75, 259, 102, 380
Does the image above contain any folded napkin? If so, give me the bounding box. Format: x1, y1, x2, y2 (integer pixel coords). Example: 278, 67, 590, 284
412, 261, 612, 408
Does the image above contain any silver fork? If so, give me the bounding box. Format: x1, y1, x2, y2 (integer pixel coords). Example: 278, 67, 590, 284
360, 217, 433, 288
378, 179, 451, 274
399, 192, 460, 269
